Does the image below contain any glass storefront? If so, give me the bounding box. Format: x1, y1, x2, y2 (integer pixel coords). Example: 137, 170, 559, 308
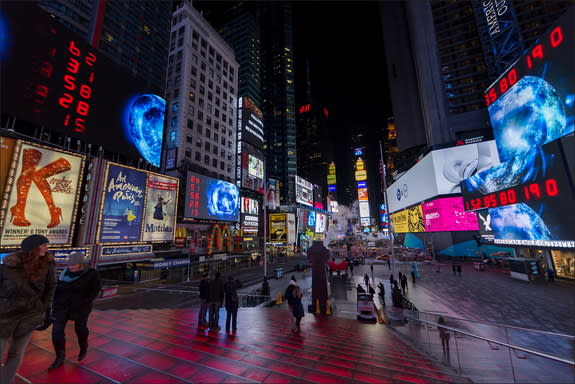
551, 250, 575, 279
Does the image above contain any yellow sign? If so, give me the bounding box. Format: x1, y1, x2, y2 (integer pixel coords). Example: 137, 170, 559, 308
327, 174, 336, 184
357, 188, 368, 201
269, 213, 287, 242
391, 210, 408, 233
355, 158, 365, 171
328, 162, 336, 174
355, 170, 367, 181
391, 206, 425, 233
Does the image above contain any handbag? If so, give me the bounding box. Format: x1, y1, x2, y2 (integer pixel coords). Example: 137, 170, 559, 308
36, 307, 53, 331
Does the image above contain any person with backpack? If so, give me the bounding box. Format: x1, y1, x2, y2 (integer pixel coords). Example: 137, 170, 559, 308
48, 252, 101, 370
223, 275, 242, 333
207, 271, 225, 332
1, 235, 56, 384
291, 284, 305, 333
198, 272, 210, 328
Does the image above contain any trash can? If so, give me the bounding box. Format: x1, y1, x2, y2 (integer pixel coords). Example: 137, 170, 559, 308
274, 268, 284, 279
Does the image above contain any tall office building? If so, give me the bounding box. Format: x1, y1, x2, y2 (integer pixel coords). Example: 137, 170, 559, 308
163, 1, 239, 182
37, 0, 173, 91
380, 0, 571, 153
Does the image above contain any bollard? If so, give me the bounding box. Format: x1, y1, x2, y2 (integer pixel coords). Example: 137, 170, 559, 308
326, 300, 332, 315
275, 292, 283, 305
315, 299, 321, 314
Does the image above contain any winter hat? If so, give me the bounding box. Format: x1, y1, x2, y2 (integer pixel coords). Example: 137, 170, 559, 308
20, 234, 49, 252
67, 252, 86, 266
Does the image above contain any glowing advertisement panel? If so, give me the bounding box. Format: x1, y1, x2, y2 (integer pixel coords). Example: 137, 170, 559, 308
0, 141, 84, 246
240, 197, 259, 234
238, 97, 264, 149
388, 154, 437, 213
295, 175, 313, 206
184, 171, 239, 222
0, 136, 17, 196
269, 213, 287, 242
315, 213, 327, 233
357, 188, 368, 201
421, 197, 479, 232
1, 4, 166, 167
248, 154, 264, 179
391, 205, 425, 233
359, 201, 370, 218
98, 164, 146, 243
241, 197, 259, 214
142, 174, 178, 242
485, 8, 574, 163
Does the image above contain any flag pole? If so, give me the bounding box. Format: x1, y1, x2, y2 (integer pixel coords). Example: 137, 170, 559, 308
379, 140, 395, 277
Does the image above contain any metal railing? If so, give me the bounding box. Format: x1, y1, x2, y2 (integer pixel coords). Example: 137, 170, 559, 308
386, 307, 574, 384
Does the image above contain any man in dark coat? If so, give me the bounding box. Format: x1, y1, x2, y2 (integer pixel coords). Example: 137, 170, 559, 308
49, 253, 101, 370
198, 272, 210, 328
223, 276, 242, 332
207, 271, 225, 332
307, 240, 329, 313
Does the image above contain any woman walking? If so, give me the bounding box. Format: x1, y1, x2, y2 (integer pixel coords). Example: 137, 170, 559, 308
49, 253, 101, 369
1, 235, 56, 384
291, 284, 305, 333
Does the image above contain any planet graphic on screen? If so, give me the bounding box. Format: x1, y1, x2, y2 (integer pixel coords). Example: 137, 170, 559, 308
489, 204, 551, 241
123, 94, 166, 167
206, 180, 239, 220
490, 76, 567, 162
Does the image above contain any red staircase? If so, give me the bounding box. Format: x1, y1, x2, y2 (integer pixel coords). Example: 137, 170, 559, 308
20, 307, 468, 383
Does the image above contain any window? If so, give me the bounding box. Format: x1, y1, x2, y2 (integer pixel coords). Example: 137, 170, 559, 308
208, 92, 213, 101
215, 109, 219, 118
201, 62, 206, 71
221, 136, 226, 145
204, 155, 209, 164
192, 54, 198, 64
212, 158, 218, 167
187, 119, 193, 129
206, 129, 211, 139
191, 66, 197, 76
190, 79, 196, 88
185, 149, 191, 158
220, 161, 225, 170
205, 141, 210, 151
196, 138, 201, 147
206, 116, 211, 125
220, 150, 225, 157
208, 80, 213, 89
200, 74, 205, 82
195, 151, 201, 161
214, 121, 219, 130
199, 86, 205, 95
197, 124, 203, 134
213, 145, 218, 155
197, 111, 203, 120
188, 92, 195, 102
186, 135, 193, 143
214, 133, 219, 142
216, 86, 220, 95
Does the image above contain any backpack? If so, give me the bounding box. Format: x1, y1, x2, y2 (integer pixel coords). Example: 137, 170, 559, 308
284, 284, 295, 301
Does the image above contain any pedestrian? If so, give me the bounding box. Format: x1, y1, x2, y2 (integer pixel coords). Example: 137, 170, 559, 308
370, 263, 374, 275
261, 276, 270, 298
367, 283, 375, 295
207, 271, 225, 332
349, 261, 354, 275
457, 264, 462, 277
400, 273, 408, 294
49, 252, 101, 370
356, 284, 366, 294
547, 268, 555, 282
291, 284, 305, 333
284, 276, 297, 326
387, 258, 391, 270
1, 235, 56, 384
363, 273, 370, 288
398, 271, 403, 284
452, 263, 456, 276
437, 317, 451, 360
224, 275, 242, 333
377, 282, 385, 306
411, 270, 416, 284
198, 272, 210, 328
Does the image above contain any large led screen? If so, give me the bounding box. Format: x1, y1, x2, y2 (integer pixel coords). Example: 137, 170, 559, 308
184, 171, 239, 222
248, 154, 264, 179
391, 205, 425, 233
485, 8, 574, 163
295, 176, 313, 206
359, 201, 371, 218
0, 141, 84, 246
238, 97, 264, 149
269, 213, 287, 242
142, 174, 178, 242
315, 213, 327, 233
421, 197, 479, 232
98, 163, 146, 243
1, 4, 165, 167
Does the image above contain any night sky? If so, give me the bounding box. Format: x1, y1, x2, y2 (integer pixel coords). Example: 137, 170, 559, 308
293, 2, 392, 205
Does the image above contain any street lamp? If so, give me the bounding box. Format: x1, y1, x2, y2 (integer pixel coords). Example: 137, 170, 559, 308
379, 140, 395, 276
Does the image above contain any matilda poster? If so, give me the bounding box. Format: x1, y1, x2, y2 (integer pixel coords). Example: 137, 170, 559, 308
142, 173, 178, 242
98, 163, 146, 243
0, 142, 84, 246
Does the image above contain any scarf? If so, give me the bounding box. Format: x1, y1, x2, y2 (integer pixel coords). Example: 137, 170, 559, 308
59, 267, 89, 282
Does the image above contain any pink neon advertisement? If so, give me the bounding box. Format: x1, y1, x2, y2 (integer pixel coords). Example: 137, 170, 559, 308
422, 197, 479, 232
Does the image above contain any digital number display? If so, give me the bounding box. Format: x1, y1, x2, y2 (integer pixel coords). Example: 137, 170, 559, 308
464, 179, 560, 211
484, 25, 565, 107
187, 174, 202, 218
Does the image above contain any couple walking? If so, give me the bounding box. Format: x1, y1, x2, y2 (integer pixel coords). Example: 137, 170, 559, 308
284, 276, 304, 333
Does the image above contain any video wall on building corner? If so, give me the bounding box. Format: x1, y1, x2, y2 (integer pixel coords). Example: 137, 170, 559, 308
184, 171, 239, 222
1, 3, 166, 167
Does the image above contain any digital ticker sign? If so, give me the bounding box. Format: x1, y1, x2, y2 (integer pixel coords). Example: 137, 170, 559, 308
1, 4, 165, 167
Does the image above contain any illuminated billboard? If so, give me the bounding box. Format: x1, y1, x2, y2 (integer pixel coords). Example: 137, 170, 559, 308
1, 4, 165, 167
238, 97, 265, 149
391, 205, 425, 233
484, 8, 574, 163
359, 201, 370, 218
248, 154, 264, 179
315, 213, 327, 233
240, 197, 259, 233
295, 175, 313, 206
98, 163, 147, 243
421, 197, 479, 232
184, 171, 240, 222
142, 174, 178, 242
269, 213, 287, 242
0, 141, 85, 247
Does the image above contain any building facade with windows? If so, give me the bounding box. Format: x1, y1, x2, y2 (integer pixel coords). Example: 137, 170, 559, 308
163, 0, 239, 183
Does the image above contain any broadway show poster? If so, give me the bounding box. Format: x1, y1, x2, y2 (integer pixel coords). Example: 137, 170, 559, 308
0, 142, 84, 247
142, 173, 178, 242
0, 137, 17, 197
98, 163, 146, 243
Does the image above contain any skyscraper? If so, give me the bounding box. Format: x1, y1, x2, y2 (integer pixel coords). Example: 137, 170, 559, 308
163, 1, 239, 182
37, 0, 173, 92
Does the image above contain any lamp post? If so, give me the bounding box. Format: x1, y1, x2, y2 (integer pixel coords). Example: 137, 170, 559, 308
379, 140, 395, 276
263, 200, 267, 278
